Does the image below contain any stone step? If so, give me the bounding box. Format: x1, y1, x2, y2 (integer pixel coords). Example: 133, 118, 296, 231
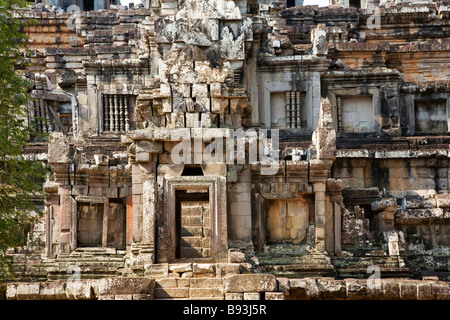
51, 257, 126, 263
47, 272, 121, 280
255, 249, 337, 278
336, 267, 411, 279
261, 244, 311, 256
258, 257, 332, 266
73, 247, 123, 255
257, 253, 332, 265
255, 263, 336, 278
66, 253, 126, 258
38, 262, 125, 270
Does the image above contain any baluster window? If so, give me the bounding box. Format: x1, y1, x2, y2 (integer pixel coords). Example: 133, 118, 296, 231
102, 94, 131, 132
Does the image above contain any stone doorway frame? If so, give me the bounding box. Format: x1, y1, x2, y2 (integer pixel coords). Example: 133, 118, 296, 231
163, 176, 227, 262
72, 195, 126, 251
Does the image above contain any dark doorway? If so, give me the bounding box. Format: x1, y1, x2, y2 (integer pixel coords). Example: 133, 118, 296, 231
77, 203, 103, 247
107, 199, 126, 249
286, 0, 295, 8
83, 0, 94, 11
349, 0, 360, 8
175, 190, 210, 259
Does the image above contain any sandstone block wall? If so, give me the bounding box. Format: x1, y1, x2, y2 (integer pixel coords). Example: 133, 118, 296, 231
4, 0, 449, 300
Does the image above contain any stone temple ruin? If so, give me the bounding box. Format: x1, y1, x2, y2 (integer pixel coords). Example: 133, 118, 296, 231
3, 0, 450, 300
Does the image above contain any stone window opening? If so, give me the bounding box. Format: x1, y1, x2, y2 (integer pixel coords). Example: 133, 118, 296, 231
286, 0, 304, 8
233, 69, 242, 85
285, 91, 306, 129
226, 68, 243, 87
102, 94, 134, 132
76, 200, 126, 249
30, 99, 72, 139
414, 99, 448, 134
270, 91, 306, 129
58, 0, 109, 11
337, 95, 375, 133
30, 99, 52, 135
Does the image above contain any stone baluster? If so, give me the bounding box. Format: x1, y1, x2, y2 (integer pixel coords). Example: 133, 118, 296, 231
103, 95, 110, 131
37, 99, 44, 132
44, 100, 52, 133
114, 94, 119, 131
41, 100, 48, 132
119, 95, 124, 132
109, 95, 115, 131
291, 91, 296, 128
34, 100, 41, 132
296, 91, 301, 128
337, 96, 342, 132
286, 92, 291, 128
124, 96, 129, 131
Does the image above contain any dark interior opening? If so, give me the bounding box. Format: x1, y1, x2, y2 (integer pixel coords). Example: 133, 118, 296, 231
349, 0, 360, 8
83, 0, 94, 11
181, 165, 204, 176
286, 0, 295, 8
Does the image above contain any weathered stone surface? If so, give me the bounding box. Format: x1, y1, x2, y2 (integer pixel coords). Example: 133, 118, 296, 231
98, 278, 154, 296
169, 263, 193, 274
216, 263, 241, 276
228, 250, 246, 263
265, 292, 286, 300
154, 287, 189, 299
243, 292, 260, 300
288, 278, 320, 300
316, 278, 346, 299
190, 278, 223, 288
9, 0, 450, 303
371, 198, 398, 213
189, 288, 224, 298
224, 274, 277, 293
14, 283, 40, 300
47, 133, 71, 164
66, 280, 97, 300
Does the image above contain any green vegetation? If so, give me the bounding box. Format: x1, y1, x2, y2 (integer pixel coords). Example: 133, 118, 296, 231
0, 0, 46, 281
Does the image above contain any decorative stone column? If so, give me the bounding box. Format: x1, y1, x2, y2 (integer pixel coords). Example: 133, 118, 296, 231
47, 132, 73, 255
313, 181, 326, 251
309, 98, 336, 253
140, 174, 157, 264
132, 140, 162, 265
326, 178, 343, 255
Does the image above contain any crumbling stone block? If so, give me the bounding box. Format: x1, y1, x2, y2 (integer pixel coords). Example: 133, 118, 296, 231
224, 274, 277, 293
98, 277, 154, 297
265, 292, 286, 300
243, 292, 260, 300
225, 292, 244, 300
